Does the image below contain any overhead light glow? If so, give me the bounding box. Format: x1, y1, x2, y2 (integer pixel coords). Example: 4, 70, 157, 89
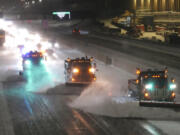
52, 11, 71, 19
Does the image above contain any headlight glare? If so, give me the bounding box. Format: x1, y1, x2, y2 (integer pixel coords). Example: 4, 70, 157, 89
145, 83, 153, 90
170, 84, 176, 90
89, 68, 95, 73
40, 59, 45, 64
73, 68, 79, 73
25, 60, 31, 65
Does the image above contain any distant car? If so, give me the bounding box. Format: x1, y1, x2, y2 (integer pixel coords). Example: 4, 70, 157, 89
19, 51, 46, 75
72, 28, 80, 35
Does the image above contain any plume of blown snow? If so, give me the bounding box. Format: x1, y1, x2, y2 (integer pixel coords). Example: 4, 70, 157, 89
70, 76, 128, 113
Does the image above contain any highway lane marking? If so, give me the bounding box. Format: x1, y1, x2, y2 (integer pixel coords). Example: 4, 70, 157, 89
72, 109, 96, 135
142, 123, 161, 135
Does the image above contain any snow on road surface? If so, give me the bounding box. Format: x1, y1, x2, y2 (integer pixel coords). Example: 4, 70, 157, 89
139, 32, 164, 42
68, 54, 180, 135
149, 121, 180, 135
70, 61, 180, 120
59, 35, 180, 135
2, 20, 180, 135
0, 83, 15, 135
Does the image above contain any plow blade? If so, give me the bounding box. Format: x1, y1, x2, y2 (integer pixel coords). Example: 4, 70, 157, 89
139, 101, 180, 108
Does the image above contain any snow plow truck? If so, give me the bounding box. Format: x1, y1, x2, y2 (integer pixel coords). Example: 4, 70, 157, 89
128, 68, 180, 108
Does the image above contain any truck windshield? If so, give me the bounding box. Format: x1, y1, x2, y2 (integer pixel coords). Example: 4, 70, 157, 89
143, 77, 168, 88
72, 62, 91, 68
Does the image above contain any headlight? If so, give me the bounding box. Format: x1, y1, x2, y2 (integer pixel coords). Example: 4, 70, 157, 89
170, 84, 176, 90
145, 83, 153, 90
25, 60, 31, 65
144, 92, 149, 98
40, 59, 45, 64
73, 68, 79, 74
89, 68, 95, 73
171, 92, 176, 97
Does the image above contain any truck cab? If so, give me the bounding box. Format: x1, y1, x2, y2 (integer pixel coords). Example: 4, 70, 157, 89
64, 57, 97, 84
21, 51, 45, 71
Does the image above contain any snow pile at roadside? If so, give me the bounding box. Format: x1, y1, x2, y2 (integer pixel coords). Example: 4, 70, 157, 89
140, 32, 164, 42
99, 19, 118, 29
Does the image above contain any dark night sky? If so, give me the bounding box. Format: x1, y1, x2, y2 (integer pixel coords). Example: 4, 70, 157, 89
33, 0, 131, 15
1, 0, 132, 17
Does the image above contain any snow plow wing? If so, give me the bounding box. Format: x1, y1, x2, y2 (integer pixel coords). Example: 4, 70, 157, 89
139, 101, 180, 108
